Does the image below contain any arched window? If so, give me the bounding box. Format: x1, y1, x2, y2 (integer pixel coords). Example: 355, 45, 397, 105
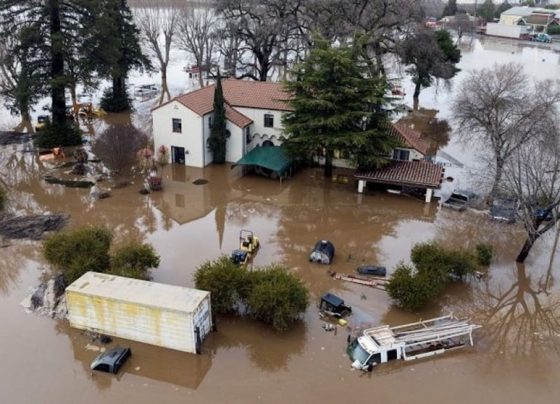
263, 140, 274, 147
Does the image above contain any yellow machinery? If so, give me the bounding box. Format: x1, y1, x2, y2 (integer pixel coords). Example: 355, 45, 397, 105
239, 229, 259, 254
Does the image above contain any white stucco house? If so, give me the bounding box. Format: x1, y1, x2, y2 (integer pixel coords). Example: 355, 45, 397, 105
152, 79, 290, 167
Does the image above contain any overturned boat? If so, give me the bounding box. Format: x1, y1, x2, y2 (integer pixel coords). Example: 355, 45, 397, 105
347, 313, 481, 371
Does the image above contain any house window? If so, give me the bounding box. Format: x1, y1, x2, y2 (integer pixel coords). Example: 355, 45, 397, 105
392, 149, 410, 161
208, 117, 212, 129
245, 127, 252, 144
264, 114, 274, 128
172, 118, 182, 133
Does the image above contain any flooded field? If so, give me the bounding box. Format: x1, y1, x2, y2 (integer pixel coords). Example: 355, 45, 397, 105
1, 36, 560, 403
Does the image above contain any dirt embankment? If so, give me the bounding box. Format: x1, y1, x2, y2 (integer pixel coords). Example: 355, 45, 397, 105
0, 214, 68, 240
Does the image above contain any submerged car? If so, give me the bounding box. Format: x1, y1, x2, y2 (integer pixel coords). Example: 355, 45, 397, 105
319, 293, 352, 318
309, 240, 335, 264
442, 190, 477, 211
91, 346, 131, 374
357, 265, 387, 277
490, 198, 517, 223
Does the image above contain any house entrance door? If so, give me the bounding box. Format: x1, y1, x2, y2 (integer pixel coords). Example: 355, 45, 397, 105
171, 146, 185, 165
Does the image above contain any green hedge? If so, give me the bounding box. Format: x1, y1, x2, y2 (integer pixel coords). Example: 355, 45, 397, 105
43, 226, 159, 284
194, 257, 309, 331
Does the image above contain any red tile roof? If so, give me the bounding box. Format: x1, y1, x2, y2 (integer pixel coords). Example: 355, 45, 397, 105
153, 79, 292, 128
225, 103, 252, 128
355, 160, 443, 188
390, 123, 430, 156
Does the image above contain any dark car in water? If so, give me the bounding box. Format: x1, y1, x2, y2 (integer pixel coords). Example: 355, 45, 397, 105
490, 198, 518, 223
309, 240, 335, 264
357, 265, 387, 277
91, 346, 131, 374
442, 190, 477, 211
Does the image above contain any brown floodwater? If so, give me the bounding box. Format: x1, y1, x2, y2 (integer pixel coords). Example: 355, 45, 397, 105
1, 35, 560, 403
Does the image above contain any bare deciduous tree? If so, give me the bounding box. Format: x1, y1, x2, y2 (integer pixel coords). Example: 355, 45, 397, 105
133, 0, 181, 83
500, 123, 560, 263
453, 63, 560, 200
177, 7, 216, 88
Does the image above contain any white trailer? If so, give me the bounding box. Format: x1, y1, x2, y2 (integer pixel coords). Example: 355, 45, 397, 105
486, 23, 529, 39
66, 272, 212, 354
347, 314, 481, 371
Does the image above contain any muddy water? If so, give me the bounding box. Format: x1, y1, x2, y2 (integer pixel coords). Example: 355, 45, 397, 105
1, 36, 560, 403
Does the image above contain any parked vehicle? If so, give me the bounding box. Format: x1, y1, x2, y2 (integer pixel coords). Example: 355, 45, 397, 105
531, 33, 551, 43
347, 314, 481, 372
442, 190, 477, 211
490, 198, 517, 223
319, 293, 352, 318
309, 240, 335, 264
357, 265, 387, 277
91, 346, 131, 374
134, 84, 159, 97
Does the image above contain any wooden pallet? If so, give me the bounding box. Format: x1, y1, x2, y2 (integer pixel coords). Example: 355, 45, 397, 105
328, 271, 388, 291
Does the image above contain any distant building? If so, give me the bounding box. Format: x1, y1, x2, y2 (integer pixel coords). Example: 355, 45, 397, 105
498, 6, 558, 33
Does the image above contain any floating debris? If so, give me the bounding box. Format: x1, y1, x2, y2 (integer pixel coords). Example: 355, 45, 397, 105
192, 178, 208, 185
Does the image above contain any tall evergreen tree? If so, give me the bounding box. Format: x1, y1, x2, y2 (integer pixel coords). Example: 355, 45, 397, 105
479, 0, 496, 22
495, 2, 512, 19
0, 0, 95, 145
99, 0, 149, 112
208, 71, 227, 164
442, 0, 458, 17
282, 37, 397, 178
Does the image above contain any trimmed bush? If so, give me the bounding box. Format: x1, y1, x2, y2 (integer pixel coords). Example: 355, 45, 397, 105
43, 226, 113, 284
547, 26, 560, 35
109, 241, 160, 280
194, 258, 309, 330
35, 121, 83, 149
475, 243, 493, 266
245, 265, 309, 331
194, 256, 248, 314
43, 226, 160, 284
388, 241, 483, 311
385, 264, 441, 312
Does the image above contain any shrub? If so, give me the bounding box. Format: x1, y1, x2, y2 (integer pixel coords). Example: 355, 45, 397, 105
547, 26, 560, 35
388, 242, 483, 311
386, 264, 443, 311
245, 265, 309, 331
411, 242, 478, 280
194, 258, 309, 330
0, 185, 6, 210
194, 256, 248, 314
109, 241, 160, 280
475, 243, 493, 266
34, 121, 83, 149
43, 226, 113, 284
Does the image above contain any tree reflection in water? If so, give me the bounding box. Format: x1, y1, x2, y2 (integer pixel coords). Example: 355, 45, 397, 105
463, 263, 560, 359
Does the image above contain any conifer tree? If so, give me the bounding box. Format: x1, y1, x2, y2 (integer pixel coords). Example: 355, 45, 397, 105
282, 36, 397, 178
208, 71, 228, 164
99, 0, 149, 112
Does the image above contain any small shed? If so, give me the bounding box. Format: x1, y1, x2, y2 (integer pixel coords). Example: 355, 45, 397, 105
66, 272, 212, 354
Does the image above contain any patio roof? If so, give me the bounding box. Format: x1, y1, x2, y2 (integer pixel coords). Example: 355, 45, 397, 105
233, 146, 292, 175
355, 160, 444, 189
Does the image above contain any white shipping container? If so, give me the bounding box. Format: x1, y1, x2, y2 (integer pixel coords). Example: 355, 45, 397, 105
486, 23, 529, 39
66, 272, 212, 354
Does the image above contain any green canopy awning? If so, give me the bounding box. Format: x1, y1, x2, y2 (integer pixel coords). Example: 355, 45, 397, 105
233, 146, 292, 175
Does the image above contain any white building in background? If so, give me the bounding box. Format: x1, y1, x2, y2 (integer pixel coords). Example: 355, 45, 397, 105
152, 80, 290, 168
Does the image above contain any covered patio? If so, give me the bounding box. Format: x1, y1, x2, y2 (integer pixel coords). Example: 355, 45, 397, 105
232, 146, 293, 181
355, 160, 444, 203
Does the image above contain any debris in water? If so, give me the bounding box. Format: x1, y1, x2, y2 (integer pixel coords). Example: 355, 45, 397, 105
192, 178, 208, 185
20, 274, 67, 319
0, 214, 67, 240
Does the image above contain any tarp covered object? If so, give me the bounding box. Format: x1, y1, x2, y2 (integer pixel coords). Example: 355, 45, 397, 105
233, 146, 292, 175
